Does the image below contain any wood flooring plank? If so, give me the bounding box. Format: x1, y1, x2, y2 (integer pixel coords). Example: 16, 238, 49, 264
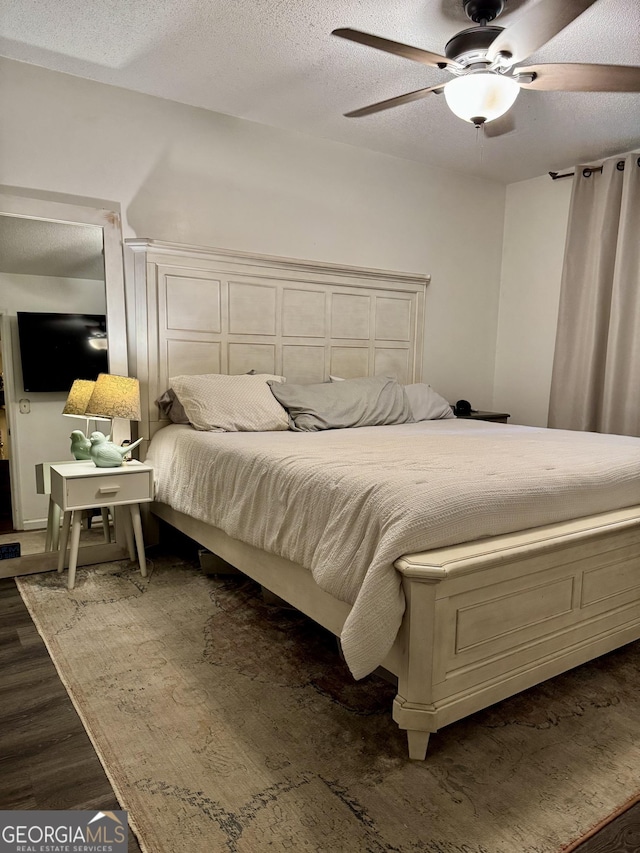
0, 600, 31, 628
0, 782, 38, 811
31, 741, 128, 808
16, 622, 49, 649
573, 803, 640, 852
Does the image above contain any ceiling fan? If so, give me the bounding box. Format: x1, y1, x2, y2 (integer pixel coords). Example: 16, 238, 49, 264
332, 0, 640, 128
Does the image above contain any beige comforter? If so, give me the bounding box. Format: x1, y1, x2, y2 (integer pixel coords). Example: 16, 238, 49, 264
145, 420, 640, 678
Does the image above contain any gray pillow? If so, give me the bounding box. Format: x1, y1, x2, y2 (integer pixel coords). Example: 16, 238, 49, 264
404, 383, 455, 421
268, 375, 412, 432
156, 388, 190, 424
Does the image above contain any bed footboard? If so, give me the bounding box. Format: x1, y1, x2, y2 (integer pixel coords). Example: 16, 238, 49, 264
391, 506, 640, 759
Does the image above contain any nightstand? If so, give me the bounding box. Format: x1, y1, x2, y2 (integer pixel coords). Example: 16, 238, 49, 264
456, 410, 511, 424
50, 460, 154, 589
35, 459, 111, 551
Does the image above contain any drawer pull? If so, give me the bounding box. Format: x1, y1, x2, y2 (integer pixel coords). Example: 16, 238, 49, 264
99, 485, 121, 494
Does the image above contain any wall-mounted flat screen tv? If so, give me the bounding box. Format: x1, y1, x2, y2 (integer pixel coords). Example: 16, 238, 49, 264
16, 312, 108, 392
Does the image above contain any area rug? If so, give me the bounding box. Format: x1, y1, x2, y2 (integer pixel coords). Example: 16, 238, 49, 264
17, 552, 640, 853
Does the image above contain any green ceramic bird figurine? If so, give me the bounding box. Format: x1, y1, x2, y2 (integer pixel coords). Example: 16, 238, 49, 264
88, 432, 145, 468
70, 429, 92, 460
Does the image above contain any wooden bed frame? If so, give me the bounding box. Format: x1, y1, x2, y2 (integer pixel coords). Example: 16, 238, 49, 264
126, 238, 640, 760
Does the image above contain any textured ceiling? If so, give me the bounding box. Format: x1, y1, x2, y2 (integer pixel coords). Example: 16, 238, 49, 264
0, 216, 105, 280
1, 0, 639, 184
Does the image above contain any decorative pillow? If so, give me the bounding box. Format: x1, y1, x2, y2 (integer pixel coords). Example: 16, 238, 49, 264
268, 375, 412, 432
170, 373, 289, 432
329, 375, 345, 382
156, 369, 261, 425
156, 388, 191, 424
404, 383, 455, 421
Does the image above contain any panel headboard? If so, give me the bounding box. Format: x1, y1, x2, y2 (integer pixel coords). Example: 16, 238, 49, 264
125, 239, 429, 442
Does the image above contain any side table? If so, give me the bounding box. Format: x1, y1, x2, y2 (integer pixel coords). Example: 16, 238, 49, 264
456, 410, 511, 424
35, 460, 111, 551
50, 460, 154, 589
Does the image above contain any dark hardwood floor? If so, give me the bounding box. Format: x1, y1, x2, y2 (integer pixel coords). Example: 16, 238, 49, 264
1, 571, 639, 853
0, 576, 142, 852
0, 459, 13, 534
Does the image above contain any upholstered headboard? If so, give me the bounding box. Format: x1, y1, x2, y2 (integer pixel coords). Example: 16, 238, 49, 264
125, 239, 429, 442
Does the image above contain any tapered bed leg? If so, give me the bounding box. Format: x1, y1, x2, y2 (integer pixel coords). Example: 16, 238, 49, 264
406, 730, 430, 761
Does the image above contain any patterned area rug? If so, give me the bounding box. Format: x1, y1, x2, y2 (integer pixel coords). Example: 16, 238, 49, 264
17, 551, 640, 853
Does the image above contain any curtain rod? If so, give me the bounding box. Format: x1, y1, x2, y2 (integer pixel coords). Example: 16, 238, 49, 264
549, 166, 603, 180
549, 156, 640, 180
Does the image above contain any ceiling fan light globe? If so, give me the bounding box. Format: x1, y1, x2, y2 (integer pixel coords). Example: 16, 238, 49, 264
444, 73, 519, 124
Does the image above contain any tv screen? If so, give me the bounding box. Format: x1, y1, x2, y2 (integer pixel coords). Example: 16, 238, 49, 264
16, 312, 109, 393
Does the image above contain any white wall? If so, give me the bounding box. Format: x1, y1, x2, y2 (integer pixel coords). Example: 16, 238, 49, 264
493, 175, 572, 426
2, 57, 581, 530
0, 274, 105, 527
0, 56, 506, 409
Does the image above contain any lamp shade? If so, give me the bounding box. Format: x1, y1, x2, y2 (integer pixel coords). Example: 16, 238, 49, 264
444, 72, 519, 125
62, 379, 96, 418
85, 373, 141, 421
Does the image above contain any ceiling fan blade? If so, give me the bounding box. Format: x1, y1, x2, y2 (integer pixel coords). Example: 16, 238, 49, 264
486, 0, 599, 65
332, 28, 462, 71
483, 112, 517, 138
518, 63, 640, 91
344, 85, 444, 118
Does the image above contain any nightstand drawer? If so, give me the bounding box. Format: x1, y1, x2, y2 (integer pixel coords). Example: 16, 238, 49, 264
64, 471, 152, 509
51, 467, 154, 511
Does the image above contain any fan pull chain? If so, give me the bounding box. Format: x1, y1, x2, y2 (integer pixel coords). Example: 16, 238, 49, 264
476, 124, 484, 165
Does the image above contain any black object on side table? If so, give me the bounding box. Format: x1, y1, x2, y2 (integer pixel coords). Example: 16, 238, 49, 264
456, 410, 510, 424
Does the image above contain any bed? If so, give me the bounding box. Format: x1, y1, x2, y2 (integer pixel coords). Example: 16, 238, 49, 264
127, 238, 640, 760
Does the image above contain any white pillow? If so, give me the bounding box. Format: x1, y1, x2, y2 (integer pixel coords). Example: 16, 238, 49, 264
170, 373, 289, 432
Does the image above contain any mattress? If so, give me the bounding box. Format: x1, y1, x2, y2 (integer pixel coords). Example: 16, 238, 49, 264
144, 419, 640, 679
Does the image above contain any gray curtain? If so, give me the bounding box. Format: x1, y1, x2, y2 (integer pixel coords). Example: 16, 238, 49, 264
548, 153, 640, 436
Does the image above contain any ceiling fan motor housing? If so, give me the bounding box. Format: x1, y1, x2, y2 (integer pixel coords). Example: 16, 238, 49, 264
463, 0, 505, 24
445, 25, 503, 63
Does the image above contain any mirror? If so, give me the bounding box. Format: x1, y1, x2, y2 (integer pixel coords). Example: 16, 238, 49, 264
0, 192, 131, 577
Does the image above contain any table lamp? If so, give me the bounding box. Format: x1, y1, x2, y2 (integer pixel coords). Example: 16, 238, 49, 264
62, 379, 110, 459
84, 373, 142, 465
